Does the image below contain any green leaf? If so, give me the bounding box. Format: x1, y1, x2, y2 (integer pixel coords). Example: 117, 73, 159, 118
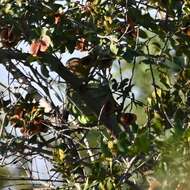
65, 37, 77, 53
151, 114, 164, 134
111, 79, 118, 91
100, 136, 112, 157
110, 41, 118, 55
106, 178, 114, 190
77, 115, 97, 125
159, 72, 171, 88
93, 0, 101, 5
28, 55, 40, 63
135, 132, 150, 153
178, 90, 186, 104
123, 49, 139, 62
117, 133, 129, 154
83, 177, 89, 190
139, 29, 148, 38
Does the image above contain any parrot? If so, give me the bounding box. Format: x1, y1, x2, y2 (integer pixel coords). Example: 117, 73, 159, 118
65, 55, 118, 126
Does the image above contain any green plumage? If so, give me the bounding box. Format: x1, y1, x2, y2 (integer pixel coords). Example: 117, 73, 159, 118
65, 57, 116, 126
66, 82, 112, 125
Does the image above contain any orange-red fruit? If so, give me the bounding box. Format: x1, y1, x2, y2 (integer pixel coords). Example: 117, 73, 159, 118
0, 27, 20, 47
30, 40, 41, 56
20, 119, 48, 136
127, 16, 137, 38
54, 13, 62, 25
30, 35, 51, 56
40, 35, 51, 52
119, 112, 137, 126
183, 27, 190, 37
75, 38, 88, 51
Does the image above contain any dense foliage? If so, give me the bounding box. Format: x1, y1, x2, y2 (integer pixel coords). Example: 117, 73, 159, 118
0, 0, 190, 189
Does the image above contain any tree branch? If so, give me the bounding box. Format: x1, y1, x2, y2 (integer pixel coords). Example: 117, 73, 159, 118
0, 49, 122, 137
